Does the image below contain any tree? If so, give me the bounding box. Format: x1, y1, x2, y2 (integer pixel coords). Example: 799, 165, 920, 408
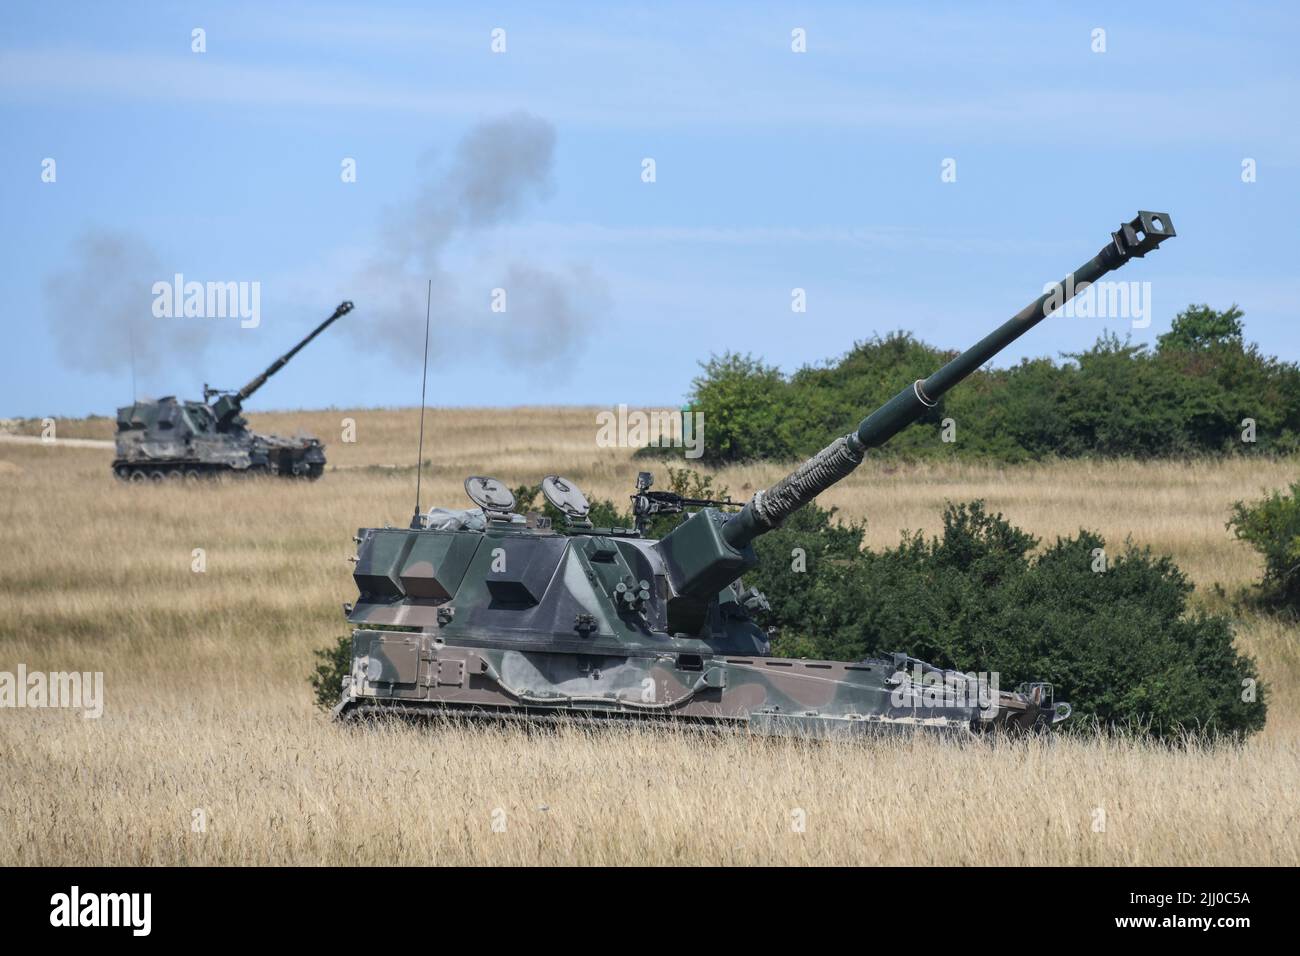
677, 305, 1297, 463
1229, 481, 1300, 613
1157, 304, 1245, 352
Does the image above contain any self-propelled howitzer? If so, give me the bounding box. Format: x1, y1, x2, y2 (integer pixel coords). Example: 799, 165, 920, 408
332, 213, 1175, 736
112, 300, 354, 481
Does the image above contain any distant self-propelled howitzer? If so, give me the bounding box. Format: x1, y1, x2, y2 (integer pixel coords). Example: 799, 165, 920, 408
113, 301, 354, 482
332, 212, 1176, 737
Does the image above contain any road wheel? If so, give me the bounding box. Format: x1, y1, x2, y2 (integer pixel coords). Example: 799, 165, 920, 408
164, 469, 183, 483
128, 470, 148, 484
184, 469, 203, 483
148, 470, 167, 483
113, 465, 131, 481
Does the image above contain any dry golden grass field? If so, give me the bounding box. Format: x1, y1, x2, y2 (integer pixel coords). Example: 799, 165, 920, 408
2, 408, 1298, 865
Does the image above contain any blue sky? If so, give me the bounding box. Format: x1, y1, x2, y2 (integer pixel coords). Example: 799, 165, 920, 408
2, 1, 1297, 417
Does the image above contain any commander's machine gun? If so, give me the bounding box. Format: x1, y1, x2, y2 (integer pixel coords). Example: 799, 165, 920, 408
631, 471, 739, 535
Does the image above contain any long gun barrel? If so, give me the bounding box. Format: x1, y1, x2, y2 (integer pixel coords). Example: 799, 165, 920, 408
211, 301, 354, 423
237, 300, 354, 400
723, 212, 1174, 549
657, 212, 1175, 599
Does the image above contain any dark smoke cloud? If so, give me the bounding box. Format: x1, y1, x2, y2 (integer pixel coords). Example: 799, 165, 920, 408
499, 263, 606, 358
43, 230, 215, 377
43, 114, 602, 386
445, 115, 556, 227
356, 112, 602, 369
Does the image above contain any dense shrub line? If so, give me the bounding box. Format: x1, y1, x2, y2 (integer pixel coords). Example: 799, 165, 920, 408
682, 305, 1300, 463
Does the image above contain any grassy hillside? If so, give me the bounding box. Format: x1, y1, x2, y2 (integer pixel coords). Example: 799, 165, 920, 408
1, 407, 1297, 864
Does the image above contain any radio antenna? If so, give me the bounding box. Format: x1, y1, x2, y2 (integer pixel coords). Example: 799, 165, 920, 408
128, 319, 138, 403
410, 279, 432, 529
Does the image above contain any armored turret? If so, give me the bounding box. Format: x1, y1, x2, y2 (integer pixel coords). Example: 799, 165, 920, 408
112, 301, 354, 481
332, 213, 1175, 736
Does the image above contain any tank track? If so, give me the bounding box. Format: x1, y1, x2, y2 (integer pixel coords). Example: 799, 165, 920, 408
112, 460, 325, 482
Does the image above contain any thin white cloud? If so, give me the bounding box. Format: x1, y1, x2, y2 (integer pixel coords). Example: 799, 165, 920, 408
492, 221, 1088, 256
0, 49, 512, 114
1, 46, 1287, 145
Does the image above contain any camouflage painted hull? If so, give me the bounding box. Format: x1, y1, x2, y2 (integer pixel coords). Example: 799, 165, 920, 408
112, 431, 326, 481
330, 518, 1070, 739
332, 632, 1063, 737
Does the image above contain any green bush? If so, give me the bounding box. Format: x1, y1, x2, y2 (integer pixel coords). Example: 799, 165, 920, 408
311, 634, 352, 710
750, 501, 1265, 738
1230, 481, 1300, 613
685, 354, 793, 461
680, 306, 1300, 464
